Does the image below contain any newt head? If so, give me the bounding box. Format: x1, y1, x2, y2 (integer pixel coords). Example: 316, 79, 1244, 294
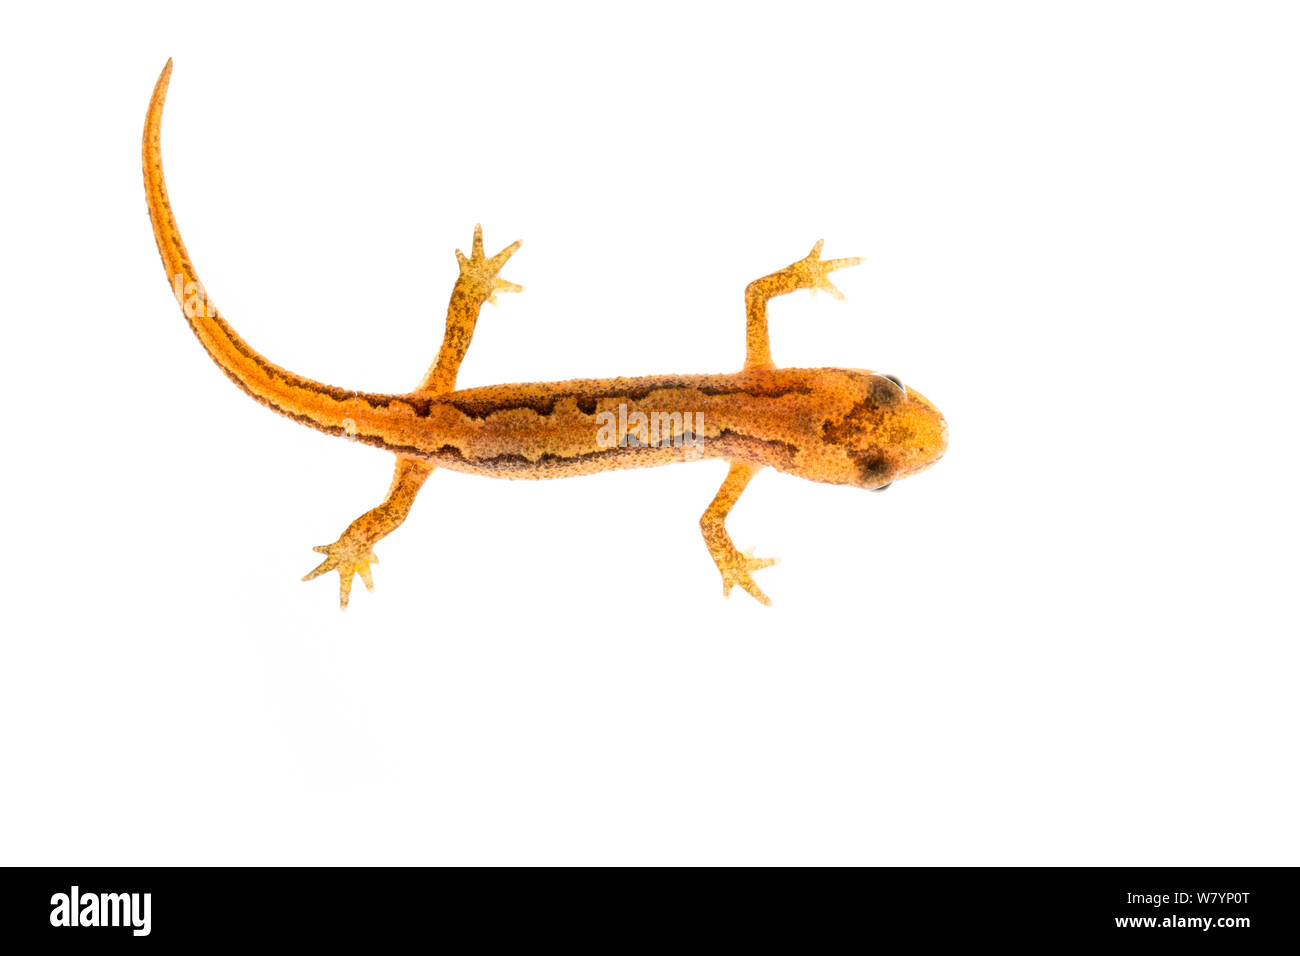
822, 370, 948, 491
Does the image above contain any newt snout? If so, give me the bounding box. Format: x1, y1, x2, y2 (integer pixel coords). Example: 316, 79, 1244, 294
886, 378, 948, 483
821, 370, 948, 492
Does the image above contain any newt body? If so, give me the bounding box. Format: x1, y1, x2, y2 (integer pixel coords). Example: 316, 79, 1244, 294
143, 61, 947, 607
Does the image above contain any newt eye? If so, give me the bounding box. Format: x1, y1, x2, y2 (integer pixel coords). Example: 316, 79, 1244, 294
870, 374, 906, 406
857, 453, 892, 487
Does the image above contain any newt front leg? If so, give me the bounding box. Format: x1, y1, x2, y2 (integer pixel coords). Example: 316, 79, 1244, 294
743, 239, 862, 369
701, 241, 863, 604
304, 224, 521, 607
700, 461, 777, 605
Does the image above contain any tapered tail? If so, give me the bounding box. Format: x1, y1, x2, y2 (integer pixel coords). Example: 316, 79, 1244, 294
142, 60, 413, 450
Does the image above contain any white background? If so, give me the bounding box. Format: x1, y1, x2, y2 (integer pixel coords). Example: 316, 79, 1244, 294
1, 1, 1296, 865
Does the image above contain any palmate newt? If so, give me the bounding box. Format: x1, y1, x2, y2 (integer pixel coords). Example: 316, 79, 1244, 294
142, 60, 948, 608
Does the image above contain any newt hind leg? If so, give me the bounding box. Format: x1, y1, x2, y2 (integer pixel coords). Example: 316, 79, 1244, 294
700, 461, 778, 606
303, 457, 432, 608
743, 240, 862, 369
419, 224, 523, 395
304, 224, 521, 608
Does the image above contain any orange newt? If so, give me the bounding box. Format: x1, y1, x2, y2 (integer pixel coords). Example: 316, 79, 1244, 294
143, 60, 948, 608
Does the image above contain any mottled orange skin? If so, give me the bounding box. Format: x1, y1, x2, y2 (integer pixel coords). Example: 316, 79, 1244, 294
143, 61, 948, 607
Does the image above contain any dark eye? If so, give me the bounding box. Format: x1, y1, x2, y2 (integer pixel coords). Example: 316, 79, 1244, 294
884, 374, 905, 392
871, 374, 905, 406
